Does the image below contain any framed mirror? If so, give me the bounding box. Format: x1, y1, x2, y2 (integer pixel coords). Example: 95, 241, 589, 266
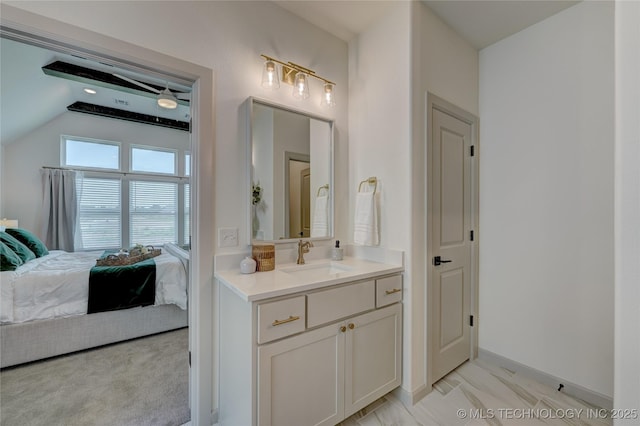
248, 97, 334, 243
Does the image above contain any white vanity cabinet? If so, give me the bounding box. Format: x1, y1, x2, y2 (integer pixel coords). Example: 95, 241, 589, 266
218, 272, 403, 426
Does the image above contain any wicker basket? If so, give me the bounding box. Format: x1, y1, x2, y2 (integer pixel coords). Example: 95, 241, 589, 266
95, 246, 162, 266
252, 243, 275, 272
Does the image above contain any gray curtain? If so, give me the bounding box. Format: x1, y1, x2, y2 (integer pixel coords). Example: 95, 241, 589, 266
40, 169, 79, 251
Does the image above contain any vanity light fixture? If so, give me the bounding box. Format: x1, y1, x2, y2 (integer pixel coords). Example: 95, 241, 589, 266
260, 54, 336, 106
83, 88, 97, 94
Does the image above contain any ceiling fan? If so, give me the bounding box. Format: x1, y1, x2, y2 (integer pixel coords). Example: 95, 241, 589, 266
113, 73, 190, 109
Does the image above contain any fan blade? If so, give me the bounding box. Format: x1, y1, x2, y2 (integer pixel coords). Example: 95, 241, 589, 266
113, 73, 161, 94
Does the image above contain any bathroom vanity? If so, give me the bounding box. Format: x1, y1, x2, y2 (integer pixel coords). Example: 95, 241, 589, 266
216, 256, 403, 426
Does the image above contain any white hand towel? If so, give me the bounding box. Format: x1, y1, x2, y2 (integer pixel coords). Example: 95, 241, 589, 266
310, 195, 329, 238
353, 191, 379, 246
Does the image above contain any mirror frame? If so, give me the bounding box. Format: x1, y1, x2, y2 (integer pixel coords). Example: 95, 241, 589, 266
246, 96, 334, 245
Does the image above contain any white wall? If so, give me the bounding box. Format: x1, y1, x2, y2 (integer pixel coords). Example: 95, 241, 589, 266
614, 0, 640, 420
349, 0, 478, 400
349, 0, 413, 391
479, 1, 614, 397
415, 3, 479, 116
2, 112, 189, 234
309, 118, 331, 238
252, 104, 274, 240
412, 1, 479, 396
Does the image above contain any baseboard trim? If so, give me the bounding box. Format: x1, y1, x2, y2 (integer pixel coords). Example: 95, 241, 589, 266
393, 383, 432, 407
477, 348, 613, 410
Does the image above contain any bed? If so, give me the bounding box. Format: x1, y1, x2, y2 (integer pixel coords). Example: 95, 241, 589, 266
0, 241, 189, 368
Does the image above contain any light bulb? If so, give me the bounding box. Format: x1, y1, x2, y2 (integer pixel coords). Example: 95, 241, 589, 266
292, 72, 310, 99
321, 83, 336, 107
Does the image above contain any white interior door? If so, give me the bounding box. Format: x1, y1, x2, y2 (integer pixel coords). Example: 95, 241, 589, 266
430, 107, 474, 383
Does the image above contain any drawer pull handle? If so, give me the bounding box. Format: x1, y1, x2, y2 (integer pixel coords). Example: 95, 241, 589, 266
272, 315, 300, 327
385, 288, 402, 295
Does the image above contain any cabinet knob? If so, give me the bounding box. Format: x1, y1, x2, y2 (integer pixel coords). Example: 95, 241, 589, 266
340, 326, 347, 333
348, 323, 355, 330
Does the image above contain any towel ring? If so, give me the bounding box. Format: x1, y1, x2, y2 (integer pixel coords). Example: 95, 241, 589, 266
316, 184, 329, 197
358, 177, 377, 194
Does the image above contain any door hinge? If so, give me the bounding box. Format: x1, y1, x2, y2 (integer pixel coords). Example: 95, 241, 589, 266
470, 230, 474, 241
189, 351, 191, 367
470, 145, 475, 157
470, 315, 474, 327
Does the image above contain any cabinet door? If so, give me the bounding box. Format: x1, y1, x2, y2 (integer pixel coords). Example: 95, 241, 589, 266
258, 323, 345, 426
344, 303, 402, 417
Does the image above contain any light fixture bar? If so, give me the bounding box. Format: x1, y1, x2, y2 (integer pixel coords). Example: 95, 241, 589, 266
260, 54, 336, 85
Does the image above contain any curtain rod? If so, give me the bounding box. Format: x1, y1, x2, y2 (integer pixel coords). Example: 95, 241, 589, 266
41, 166, 189, 180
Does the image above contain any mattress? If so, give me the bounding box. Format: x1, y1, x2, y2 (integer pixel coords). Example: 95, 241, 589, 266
0, 249, 187, 325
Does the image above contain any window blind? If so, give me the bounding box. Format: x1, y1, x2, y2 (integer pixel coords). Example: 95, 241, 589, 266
130, 180, 178, 246
77, 177, 121, 249
184, 183, 190, 246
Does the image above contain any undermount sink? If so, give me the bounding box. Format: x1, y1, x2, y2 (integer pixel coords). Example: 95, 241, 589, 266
280, 262, 353, 277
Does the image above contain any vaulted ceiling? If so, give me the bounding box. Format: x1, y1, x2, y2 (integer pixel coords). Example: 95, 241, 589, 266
0, 37, 191, 144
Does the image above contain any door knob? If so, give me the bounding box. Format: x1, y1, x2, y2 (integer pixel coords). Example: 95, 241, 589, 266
433, 256, 452, 266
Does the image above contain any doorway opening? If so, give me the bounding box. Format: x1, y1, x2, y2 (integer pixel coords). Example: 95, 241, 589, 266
1, 10, 214, 424
285, 152, 311, 238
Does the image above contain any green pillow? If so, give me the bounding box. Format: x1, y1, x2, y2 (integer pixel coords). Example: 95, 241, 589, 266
5, 228, 49, 258
0, 231, 36, 263
1, 241, 23, 271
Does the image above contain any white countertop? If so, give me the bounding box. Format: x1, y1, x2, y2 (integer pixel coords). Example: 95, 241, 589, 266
215, 256, 403, 302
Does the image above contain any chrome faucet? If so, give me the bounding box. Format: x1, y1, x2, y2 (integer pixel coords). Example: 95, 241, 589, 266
296, 240, 313, 264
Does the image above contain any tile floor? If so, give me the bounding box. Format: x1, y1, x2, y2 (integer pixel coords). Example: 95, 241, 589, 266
207, 358, 611, 426
340, 359, 612, 426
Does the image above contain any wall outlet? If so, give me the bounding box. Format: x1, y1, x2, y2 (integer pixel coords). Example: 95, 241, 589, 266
218, 227, 238, 248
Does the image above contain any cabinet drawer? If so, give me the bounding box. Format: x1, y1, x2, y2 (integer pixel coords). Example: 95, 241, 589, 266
257, 296, 306, 344
307, 280, 375, 328
376, 275, 403, 307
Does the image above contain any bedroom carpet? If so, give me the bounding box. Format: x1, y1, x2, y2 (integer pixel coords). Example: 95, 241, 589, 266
0, 327, 189, 426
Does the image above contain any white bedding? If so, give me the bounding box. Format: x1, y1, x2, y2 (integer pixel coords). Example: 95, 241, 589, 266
0, 249, 187, 325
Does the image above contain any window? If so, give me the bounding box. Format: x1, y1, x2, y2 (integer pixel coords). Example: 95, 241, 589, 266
130, 180, 178, 246
184, 183, 190, 246
131, 146, 176, 174
63, 137, 120, 170
77, 177, 121, 249
65, 136, 190, 250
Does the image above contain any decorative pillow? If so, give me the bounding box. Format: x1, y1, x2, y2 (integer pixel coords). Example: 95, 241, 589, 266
5, 228, 49, 258
0, 231, 36, 263
1, 241, 23, 271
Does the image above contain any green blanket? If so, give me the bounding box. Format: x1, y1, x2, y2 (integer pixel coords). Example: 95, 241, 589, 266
87, 252, 156, 314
